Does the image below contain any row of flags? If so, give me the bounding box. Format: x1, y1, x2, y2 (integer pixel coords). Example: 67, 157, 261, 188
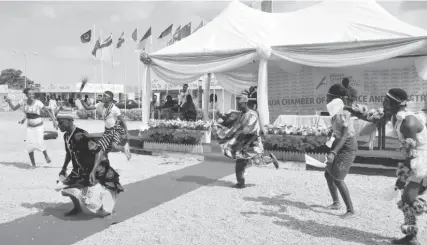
79, 20, 205, 58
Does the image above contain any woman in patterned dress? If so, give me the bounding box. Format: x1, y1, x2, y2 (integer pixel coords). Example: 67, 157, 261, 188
324, 83, 357, 218
5, 88, 58, 167
216, 94, 278, 188
56, 111, 124, 217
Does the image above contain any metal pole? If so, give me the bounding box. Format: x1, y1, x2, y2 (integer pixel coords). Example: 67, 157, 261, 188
24, 54, 27, 88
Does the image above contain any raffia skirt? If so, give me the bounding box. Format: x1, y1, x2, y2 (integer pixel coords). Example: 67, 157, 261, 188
26, 124, 46, 153
326, 137, 357, 181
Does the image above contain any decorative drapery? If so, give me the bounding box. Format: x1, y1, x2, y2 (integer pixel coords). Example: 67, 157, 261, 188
271, 37, 427, 68
256, 43, 272, 126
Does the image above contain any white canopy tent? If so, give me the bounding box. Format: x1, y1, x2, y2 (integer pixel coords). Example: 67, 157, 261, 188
141, 0, 427, 126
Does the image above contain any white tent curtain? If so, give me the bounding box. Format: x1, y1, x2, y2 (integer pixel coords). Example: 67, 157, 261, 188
214, 71, 257, 92
271, 37, 427, 67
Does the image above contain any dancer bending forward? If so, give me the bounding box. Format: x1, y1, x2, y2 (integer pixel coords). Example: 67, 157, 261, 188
81, 90, 131, 160
217, 94, 277, 189
384, 88, 427, 245
324, 83, 357, 218
5, 88, 58, 167
56, 111, 124, 217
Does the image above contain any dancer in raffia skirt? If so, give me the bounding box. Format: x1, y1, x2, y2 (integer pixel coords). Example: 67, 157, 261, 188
56, 111, 124, 217
382, 88, 427, 245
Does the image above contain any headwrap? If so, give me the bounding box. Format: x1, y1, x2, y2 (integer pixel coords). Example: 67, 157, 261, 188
56, 110, 74, 120
236, 94, 249, 103
387, 88, 410, 106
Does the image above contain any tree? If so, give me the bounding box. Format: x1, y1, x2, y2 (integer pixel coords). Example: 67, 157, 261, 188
0, 68, 34, 90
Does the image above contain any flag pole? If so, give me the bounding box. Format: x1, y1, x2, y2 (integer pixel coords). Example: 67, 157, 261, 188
222, 86, 225, 113
100, 30, 104, 93
124, 34, 127, 114
93, 24, 97, 120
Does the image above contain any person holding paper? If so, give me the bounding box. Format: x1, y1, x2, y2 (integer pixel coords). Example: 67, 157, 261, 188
324, 83, 357, 219
56, 110, 124, 217
383, 88, 427, 245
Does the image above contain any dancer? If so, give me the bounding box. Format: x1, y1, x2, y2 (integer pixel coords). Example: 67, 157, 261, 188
5, 88, 58, 167
56, 111, 124, 217
216, 94, 277, 188
381, 89, 426, 245
324, 83, 356, 218
80, 90, 131, 160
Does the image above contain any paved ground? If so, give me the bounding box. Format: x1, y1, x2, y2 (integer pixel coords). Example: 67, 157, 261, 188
0, 155, 235, 245
1, 112, 425, 245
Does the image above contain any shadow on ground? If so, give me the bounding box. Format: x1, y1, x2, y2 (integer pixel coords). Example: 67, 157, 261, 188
176, 175, 255, 188
0, 162, 60, 170
21, 202, 100, 222
242, 194, 392, 245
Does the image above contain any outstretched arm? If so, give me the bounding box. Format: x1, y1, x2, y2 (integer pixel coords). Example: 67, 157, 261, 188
6, 99, 21, 111
80, 100, 97, 110
41, 105, 58, 129
60, 147, 72, 176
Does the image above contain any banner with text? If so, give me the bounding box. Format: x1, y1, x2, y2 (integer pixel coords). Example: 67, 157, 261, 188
268, 57, 427, 121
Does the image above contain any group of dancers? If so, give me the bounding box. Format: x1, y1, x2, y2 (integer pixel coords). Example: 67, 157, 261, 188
5, 83, 427, 244
216, 83, 426, 245
5, 90, 130, 218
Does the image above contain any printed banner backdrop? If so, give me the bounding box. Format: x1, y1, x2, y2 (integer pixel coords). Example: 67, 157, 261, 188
268, 57, 427, 122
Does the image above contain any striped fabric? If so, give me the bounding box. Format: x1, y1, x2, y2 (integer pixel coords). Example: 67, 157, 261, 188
97, 121, 127, 152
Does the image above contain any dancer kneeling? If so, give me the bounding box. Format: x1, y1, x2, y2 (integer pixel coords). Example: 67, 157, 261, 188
324, 84, 357, 218
56, 111, 124, 217
383, 89, 427, 245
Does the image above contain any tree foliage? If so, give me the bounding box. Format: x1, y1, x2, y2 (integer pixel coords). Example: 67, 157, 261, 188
0, 68, 34, 90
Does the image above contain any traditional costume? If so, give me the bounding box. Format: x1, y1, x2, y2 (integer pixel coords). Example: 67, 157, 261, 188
20, 99, 47, 153
393, 108, 427, 243
96, 101, 128, 153
57, 112, 124, 216
217, 95, 265, 187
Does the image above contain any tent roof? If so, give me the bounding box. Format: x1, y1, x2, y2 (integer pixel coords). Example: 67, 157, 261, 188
152, 0, 427, 56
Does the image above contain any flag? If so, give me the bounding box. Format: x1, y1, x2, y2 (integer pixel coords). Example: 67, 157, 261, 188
99, 34, 113, 49
173, 25, 181, 42
136, 27, 151, 51
91, 38, 101, 57
193, 21, 204, 33
158, 24, 173, 39
116, 32, 125, 48
80, 29, 92, 43
180, 22, 191, 39
261, 0, 272, 13
132, 28, 138, 42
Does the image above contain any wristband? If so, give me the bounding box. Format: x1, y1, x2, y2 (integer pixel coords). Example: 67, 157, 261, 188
330, 151, 337, 156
